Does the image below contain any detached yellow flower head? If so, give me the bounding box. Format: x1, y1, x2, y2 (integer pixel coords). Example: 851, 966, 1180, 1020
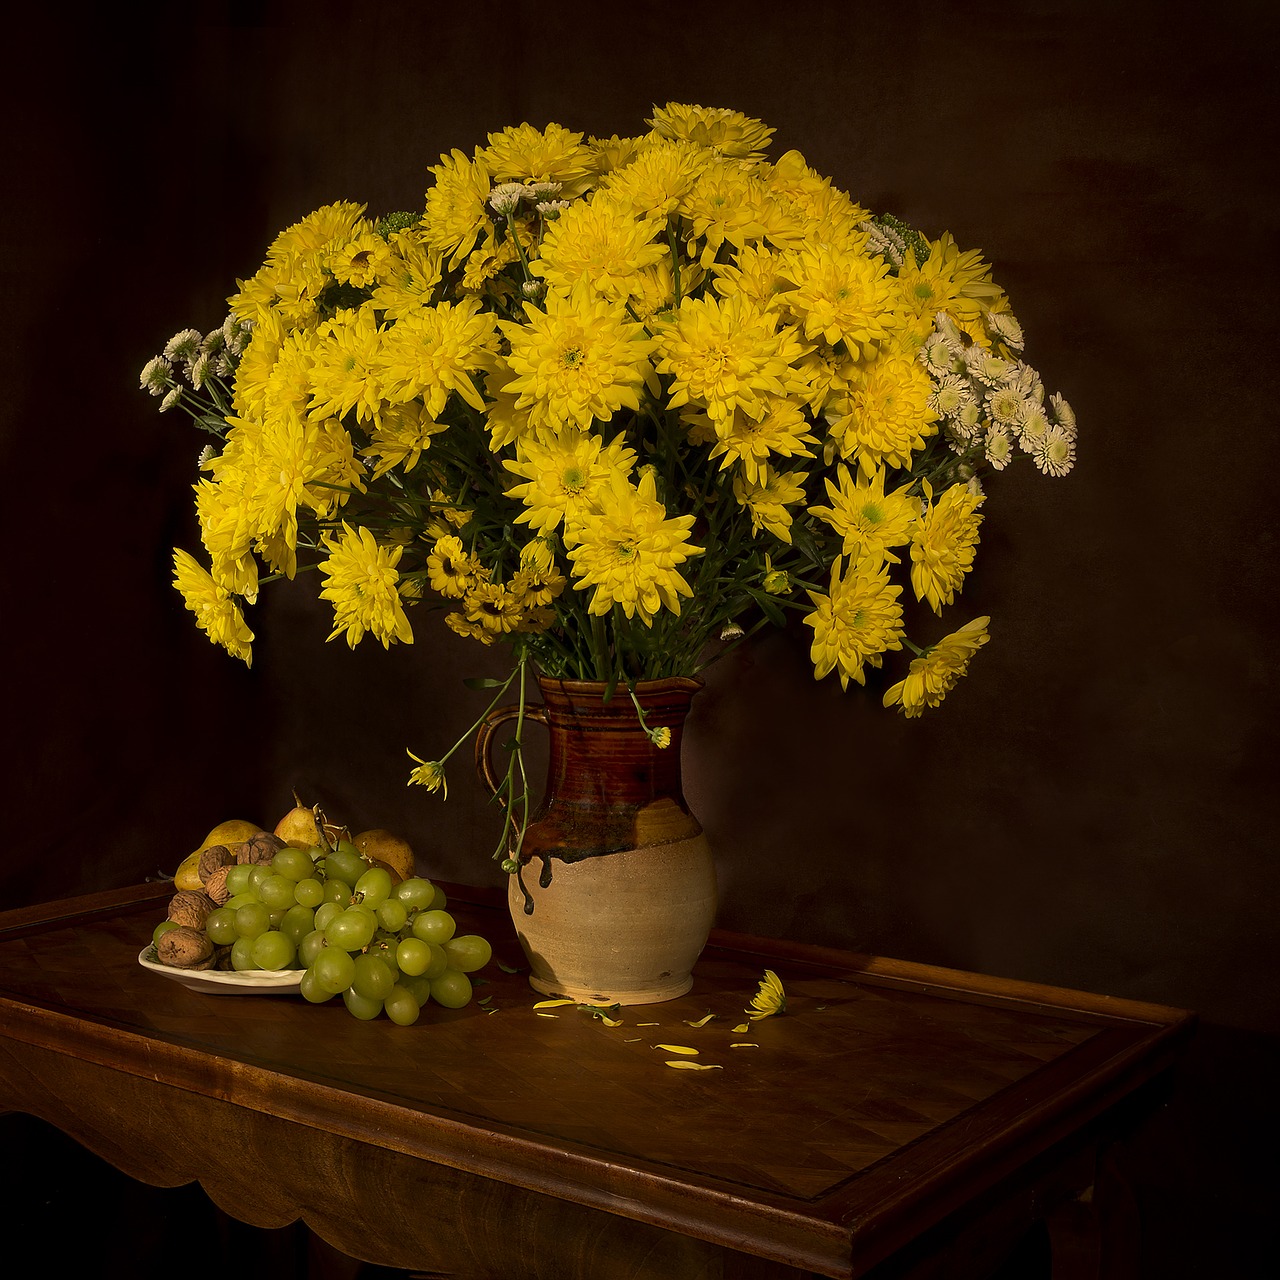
406, 751, 447, 797
884, 617, 991, 717
318, 523, 415, 649
747, 969, 786, 1020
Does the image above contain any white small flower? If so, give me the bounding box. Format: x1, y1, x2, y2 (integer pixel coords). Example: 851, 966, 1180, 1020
536, 199, 570, 218
1031, 424, 1076, 477
140, 355, 173, 395
526, 180, 562, 201
720, 621, 745, 640
933, 313, 967, 359
929, 373, 973, 418
987, 310, 1025, 352
223, 314, 252, 353
985, 425, 1014, 470
1018, 401, 1051, 447
163, 328, 202, 364
190, 353, 211, 390
159, 387, 182, 413
920, 333, 956, 376
1051, 392, 1077, 438
987, 384, 1029, 427
488, 182, 528, 216
197, 444, 216, 468
521, 279, 546, 301
861, 219, 906, 266
964, 347, 1013, 387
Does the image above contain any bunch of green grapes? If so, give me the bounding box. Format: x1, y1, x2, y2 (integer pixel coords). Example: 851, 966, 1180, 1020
189, 839, 491, 1025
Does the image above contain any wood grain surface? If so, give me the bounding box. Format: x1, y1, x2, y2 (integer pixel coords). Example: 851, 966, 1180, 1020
0, 884, 1193, 1278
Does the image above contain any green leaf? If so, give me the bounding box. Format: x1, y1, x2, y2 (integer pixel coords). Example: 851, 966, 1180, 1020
463, 676, 506, 690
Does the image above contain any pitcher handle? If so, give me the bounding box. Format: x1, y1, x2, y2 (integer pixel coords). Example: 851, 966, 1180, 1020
474, 703, 548, 803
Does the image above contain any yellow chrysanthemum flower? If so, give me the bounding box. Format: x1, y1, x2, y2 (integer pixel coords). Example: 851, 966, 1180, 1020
808, 464, 920, 565
307, 306, 385, 424
479, 121, 595, 196
732, 466, 808, 543
363, 401, 449, 479
377, 297, 497, 416
505, 427, 637, 536
172, 548, 254, 666
586, 133, 643, 177
884, 616, 991, 717
511, 538, 566, 606
318, 523, 415, 649
746, 969, 787, 1019
647, 102, 774, 159
426, 535, 485, 600
764, 152, 869, 251
498, 284, 658, 431
707, 395, 816, 486
825, 345, 939, 478
597, 137, 705, 217
897, 233, 1004, 329
406, 752, 447, 796
329, 230, 392, 288
657, 291, 808, 426
794, 341, 858, 415
530, 196, 667, 302
566, 470, 704, 623
711, 242, 791, 312
910, 482, 984, 613
423, 148, 491, 269
461, 580, 526, 636
371, 232, 444, 320
784, 242, 901, 358
679, 158, 772, 267
803, 556, 904, 690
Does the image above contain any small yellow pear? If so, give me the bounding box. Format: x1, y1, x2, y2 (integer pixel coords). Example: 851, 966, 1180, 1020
274, 802, 322, 850
353, 829, 416, 882
174, 818, 261, 889
173, 849, 205, 891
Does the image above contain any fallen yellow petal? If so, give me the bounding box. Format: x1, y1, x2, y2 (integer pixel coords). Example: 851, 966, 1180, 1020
732, 1023, 750, 1034
665, 1060, 723, 1071
636, 1021, 660, 1026
599, 1015, 623, 1027
535, 1012, 559, 1018
729, 1043, 759, 1049
684, 1013, 716, 1027
534, 999, 576, 1008
655, 1044, 699, 1055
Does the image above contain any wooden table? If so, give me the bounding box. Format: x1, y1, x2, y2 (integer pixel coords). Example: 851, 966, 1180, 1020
0, 882, 1192, 1279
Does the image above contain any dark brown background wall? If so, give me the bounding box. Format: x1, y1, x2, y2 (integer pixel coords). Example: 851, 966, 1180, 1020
2, 2, 1275, 1275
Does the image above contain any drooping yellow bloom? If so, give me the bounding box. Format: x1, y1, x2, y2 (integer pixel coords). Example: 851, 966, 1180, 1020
172, 548, 254, 665
423, 148, 491, 270
884, 616, 991, 717
307, 306, 384, 424
647, 102, 774, 158
657, 291, 808, 426
803, 556, 904, 689
362, 401, 449, 479
318, 523, 415, 648
505, 427, 637, 536
530, 196, 667, 302
707, 395, 816, 485
910, 483, 984, 613
732, 466, 808, 543
406, 751, 447, 796
825, 345, 939, 478
746, 969, 787, 1019
499, 285, 657, 430
511, 538, 566, 606
566, 470, 703, 623
479, 121, 596, 196
376, 297, 497, 416
784, 242, 901, 358
809, 464, 920, 565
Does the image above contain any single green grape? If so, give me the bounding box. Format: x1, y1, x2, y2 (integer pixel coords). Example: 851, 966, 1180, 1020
225, 864, 254, 896
313, 946, 357, 995
230, 936, 260, 971
411, 909, 456, 946
251, 929, 296, 971
352, 954, 395, 1001
325, 907, 377, 953
324, 847, 366, 888
342, 987, 383, 1021
393, 878, 436, 911
429, 968, 472, 1009
205, 907, 239, 946
375, 899, 408, 933
429, 887, 448, 912
314, 901, 343, 932
354, 865, 393, 908
234, 902, 271, 940
259, 874, 298, 910
271, 846, 313, 882
223, 891, 258, 912
322, 879, 352, 905
395, 937, 431, 977
298, 929, 327, 969
280, 904, 316, 945
294, 877, 325, 908
398, 974, 432, 1007
248, 865, 271, 893
299, 968, 333, 1003
384, 985, 421, 1027
443, 934, 492, 974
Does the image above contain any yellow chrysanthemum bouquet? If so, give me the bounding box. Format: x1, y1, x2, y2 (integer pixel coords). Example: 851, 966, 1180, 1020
143, 103, 1075, 864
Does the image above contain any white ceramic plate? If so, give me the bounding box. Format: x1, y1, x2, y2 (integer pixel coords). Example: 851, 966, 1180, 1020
138, 946, 303, 996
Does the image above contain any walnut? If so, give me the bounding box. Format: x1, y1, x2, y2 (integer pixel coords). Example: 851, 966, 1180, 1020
203, 864, 232, 905
197, 843, 236, 882
167, 889, 215, 929
156, 926, 214, 969
236, 831, 286, 865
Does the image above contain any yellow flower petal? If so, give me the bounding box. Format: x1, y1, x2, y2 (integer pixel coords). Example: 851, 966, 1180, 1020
732, 1023, 750, 1034
684, 1013, 716, 1027
655, 1044, 699, 1055
533, 999, 576, 1008
665, 1060, 723, 1071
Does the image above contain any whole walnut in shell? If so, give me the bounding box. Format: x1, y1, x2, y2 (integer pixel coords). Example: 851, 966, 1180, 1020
167, 889, 215, 929
203, 864, 232, 905
236, 831, 286, 865
197, 843, 236, 882
157, 926, 215, 969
